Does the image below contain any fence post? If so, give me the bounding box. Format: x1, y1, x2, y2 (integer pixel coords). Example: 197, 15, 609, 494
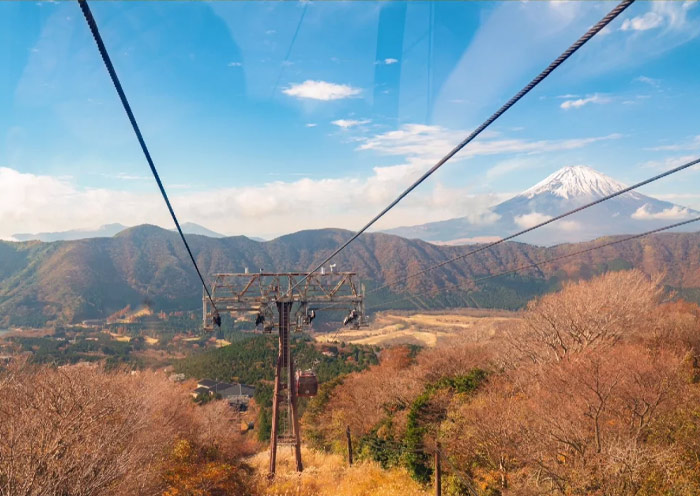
435, 443, 441, 496
346, 425, 353, 466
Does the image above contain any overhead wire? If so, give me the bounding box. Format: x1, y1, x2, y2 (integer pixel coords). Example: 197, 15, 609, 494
370, 156, 700, 294
370, 216, 700, 311
270, 2, 308, 99
289, 0, 635, 293
77, 0, 220, 321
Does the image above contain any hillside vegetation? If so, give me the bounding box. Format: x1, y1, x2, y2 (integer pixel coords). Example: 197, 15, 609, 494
2, 225, 700, 325
2, 270, 700, 495
304, 270, 700, 495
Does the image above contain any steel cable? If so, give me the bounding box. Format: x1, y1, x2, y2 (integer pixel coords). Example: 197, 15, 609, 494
371, 156, 700, 294
370, 216, 700, 311
290, 0, 635, 293
77, 0, 219, 319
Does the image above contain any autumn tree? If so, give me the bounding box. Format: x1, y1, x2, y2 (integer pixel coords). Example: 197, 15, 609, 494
0, 360, 253, 496
503, 270, 664, 365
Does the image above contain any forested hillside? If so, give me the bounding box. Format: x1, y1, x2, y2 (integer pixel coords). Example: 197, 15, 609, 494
303, 271, 700, 494
1, 225, 700, 326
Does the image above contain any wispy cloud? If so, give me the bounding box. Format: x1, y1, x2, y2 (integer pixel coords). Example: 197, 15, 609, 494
305, 123, 317, 128
631, 204, 694, 220
621, 11, 664, 32
331, 119, 370, 129
620, 1, 699, 35
647, 135, 700, 152
227, 61, 242, 67
283, 80, 361, 101
358, 124, 621, 164
560, 94, 611, 110
635, 75, 661, 88
640, 154, 698, 170
103, 172, 149, 181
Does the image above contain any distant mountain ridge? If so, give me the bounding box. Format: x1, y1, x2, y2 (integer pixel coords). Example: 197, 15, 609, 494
384, 166, 698, 245
12, 223, 129, 242
1, 224, 700, 326
12, 222, 225, 242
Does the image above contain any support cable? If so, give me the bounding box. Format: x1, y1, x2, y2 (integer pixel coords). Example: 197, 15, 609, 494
77, 0, 219, 320
290, 0, 635, 293
270, 3, 308, 99
374, 216, 700, 310
371, 156, 700, 294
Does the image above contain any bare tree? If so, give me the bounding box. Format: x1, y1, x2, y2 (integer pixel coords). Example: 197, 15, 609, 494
0, 360, 249, 496
503, 270, 665, 366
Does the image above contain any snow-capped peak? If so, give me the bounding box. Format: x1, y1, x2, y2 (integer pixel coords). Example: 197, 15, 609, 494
520, 165, 630, 200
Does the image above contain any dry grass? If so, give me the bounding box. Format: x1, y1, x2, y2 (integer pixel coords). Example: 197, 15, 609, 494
248, 447, 429, 496
104, 331, 131, 342
316, 309, 520, 348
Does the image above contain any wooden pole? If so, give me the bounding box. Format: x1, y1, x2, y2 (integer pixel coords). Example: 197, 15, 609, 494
346, 426, 353, 466
290, 355, 303, 472
434, 443, 441, 496
268, 355, 282, 477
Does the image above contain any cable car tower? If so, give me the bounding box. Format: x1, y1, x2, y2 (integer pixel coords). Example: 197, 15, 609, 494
203, 270, 365, 476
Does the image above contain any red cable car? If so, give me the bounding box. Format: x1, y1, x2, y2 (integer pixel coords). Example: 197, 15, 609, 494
296, 370, 318, 397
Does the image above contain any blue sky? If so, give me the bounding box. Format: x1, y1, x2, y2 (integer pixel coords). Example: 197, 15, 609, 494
1, 1, 699, 239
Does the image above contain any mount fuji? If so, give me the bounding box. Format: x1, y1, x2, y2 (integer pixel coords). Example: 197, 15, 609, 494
384, 166, 699, 246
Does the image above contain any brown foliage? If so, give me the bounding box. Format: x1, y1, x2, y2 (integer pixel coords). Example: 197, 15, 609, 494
310, 271, 700, 495
442, 271, 700, 495
0, 360, 253, 496
503, 270, 665, 365
314, 343, 490, 445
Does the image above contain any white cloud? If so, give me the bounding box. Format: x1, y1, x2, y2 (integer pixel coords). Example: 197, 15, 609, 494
105, 172, 149, 181
631, 204, 694, 221
227, 62, 242, 67
305, 123, 317, 128
358, 124, 621, 165
383, 58, 398, 65
635, 75, 661, 88
640, 154, 697, 170
0, 166, 502, 240
514, 212, 553, 229
647, 135, 700, 152
331, 119, 370, 129
652, 193, 700, 210
560, 94, 611, 110
282, 80, 361, 101
621, 11, 664, 31
620, 2, 698, 34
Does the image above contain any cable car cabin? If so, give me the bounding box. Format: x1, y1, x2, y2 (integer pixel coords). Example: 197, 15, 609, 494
296, 370, 318, 397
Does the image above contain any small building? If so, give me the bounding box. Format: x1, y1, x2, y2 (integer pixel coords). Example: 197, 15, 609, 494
191, 378, 255, 408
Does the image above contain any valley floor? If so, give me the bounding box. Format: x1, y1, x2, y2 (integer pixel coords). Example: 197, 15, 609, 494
315, 308, 520, 348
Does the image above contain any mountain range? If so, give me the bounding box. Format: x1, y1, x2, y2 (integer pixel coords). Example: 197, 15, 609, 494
12, 222, 226, 242
1, 224, 700, 327
384, 166, 699, 245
